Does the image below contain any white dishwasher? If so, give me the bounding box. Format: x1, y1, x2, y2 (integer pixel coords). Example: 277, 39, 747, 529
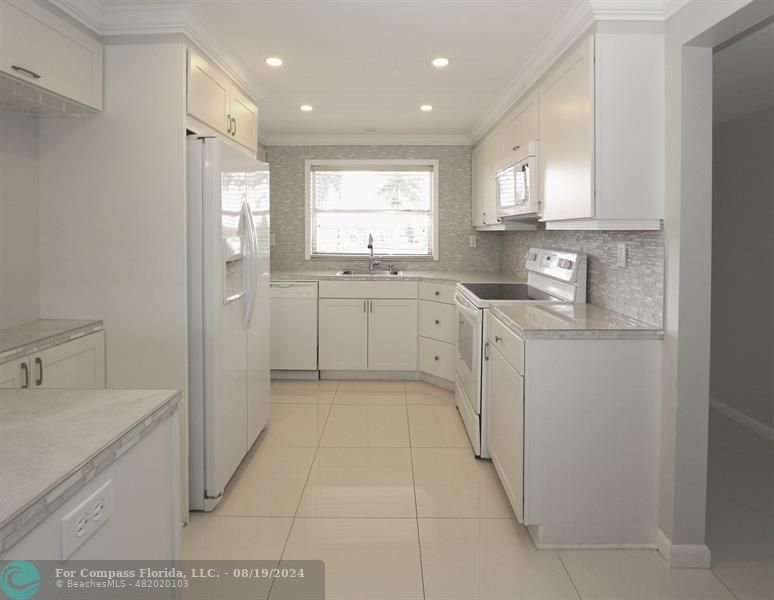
270, 281, 318, 373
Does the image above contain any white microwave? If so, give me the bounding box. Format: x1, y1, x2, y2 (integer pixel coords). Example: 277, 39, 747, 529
495, 140, 539, 219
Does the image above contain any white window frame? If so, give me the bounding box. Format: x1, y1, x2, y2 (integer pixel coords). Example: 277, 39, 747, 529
304, 159, 440, 261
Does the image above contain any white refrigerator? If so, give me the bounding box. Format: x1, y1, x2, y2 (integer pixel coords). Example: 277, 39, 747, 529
187, 136, 271, 511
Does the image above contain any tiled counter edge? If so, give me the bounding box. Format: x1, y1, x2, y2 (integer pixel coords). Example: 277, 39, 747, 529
0, 321, 104, 366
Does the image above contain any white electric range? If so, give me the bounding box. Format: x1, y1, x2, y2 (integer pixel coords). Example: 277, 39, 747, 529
453, 248, 587, 457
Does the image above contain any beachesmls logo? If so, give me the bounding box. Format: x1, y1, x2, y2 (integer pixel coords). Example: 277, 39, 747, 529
0, 561, 40, 600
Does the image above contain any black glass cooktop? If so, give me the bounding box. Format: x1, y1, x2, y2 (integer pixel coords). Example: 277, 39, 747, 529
460, 283, 555, 301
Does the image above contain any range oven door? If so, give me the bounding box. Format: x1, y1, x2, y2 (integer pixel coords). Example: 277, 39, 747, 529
453, 291, 482, 414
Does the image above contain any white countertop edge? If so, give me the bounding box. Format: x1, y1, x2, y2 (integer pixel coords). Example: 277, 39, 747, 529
0, 320, 104, 367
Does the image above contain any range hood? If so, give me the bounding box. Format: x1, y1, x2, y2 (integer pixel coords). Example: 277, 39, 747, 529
0, 73, 94, 118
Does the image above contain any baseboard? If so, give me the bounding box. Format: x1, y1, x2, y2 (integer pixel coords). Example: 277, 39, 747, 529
657, 528, 712, 569
710, 397, 774, 442
527, 524, 657, 551
320, 370, 420, 381
418, 371, 454, 391
271, 370, 319, 380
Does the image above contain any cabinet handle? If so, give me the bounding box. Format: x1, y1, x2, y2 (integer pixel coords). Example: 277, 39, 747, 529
495, 335, 503, 343
484, 342, 490, 361
434, 290, 440, 296
482, 211, 487, 224
20, 363, 29, 388
369, 300, 373, 313
513, 145, 520, 151
11, 65, 41, 80
231, 117, 237, 137
434, 319, 440, 325
363, 300, 366, 312
434, 355, 440, 361
226, 114, 232, 134
35, 357, 43, 386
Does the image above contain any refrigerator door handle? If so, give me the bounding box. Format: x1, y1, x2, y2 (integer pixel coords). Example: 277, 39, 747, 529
242, 202, 260, 330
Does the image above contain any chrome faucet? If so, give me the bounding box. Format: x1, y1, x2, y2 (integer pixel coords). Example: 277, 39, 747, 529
367, 233, 382, 271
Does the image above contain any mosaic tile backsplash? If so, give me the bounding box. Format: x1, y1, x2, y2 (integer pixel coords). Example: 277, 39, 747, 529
501, 228, 664, 326
266, 145, 502, 273
266, 145, 664, 326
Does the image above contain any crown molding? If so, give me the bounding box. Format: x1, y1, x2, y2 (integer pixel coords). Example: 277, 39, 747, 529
46, 0, 265, 102
261, 134, 472, 147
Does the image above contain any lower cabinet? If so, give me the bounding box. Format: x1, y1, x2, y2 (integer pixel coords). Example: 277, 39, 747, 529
318, 297, 417, 371
0, 331, 105, 389
418, 336, 455, 381
485, 340, 525, 523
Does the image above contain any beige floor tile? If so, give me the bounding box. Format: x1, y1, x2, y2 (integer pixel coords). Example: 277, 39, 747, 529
406, 381, 455, 406
261, 403, 331, 447
334, 390, 406, 405
419, 518, 579, 600
297, 447, 416, 517
271, 380, 337, 404
337, 380, 406, 393
182, 514, 291, 561
559, 549, 736, 600
281, 518, 423, 600
412, 447, 512, 518
215, 445, 316, 517
407, 404, 471, 447
320, 405, 410, 447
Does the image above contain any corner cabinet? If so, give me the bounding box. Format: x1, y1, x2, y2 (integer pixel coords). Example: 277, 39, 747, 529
187, 50, 258, 154
0, 0, 103, 110
539, 35, 663, 230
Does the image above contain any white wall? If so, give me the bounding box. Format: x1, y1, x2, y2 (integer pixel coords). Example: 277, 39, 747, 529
38, 43, 188, 393
0, 111, 39, 329
711, 105, 774, 429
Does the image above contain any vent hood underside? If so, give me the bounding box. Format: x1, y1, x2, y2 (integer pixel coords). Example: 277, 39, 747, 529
0, 73, 94, 118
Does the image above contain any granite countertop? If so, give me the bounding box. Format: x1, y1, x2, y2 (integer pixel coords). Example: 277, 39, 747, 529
0, 319, 104, 365
271, 270, 522, 285
0, 388, 182, 552
489, 303, 664, 340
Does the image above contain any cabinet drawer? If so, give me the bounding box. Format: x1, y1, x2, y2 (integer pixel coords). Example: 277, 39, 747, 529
418, 281, 456, 305
486, 313, 524, 375
418, 337, 454, 381
418, 300, 455, 344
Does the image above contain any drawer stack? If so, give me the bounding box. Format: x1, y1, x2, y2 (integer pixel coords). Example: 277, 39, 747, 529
417, 281, 456, 382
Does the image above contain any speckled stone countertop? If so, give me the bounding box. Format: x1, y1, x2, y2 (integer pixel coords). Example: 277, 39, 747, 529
489, 303, 663, 340
0, 319, 103, 366
0, 388, 182, 552
271, 270, 522, 285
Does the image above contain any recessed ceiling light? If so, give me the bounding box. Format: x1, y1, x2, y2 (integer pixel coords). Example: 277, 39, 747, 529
432, 57, 449, 67
300, 104, 313, 112
265, 57, 283, 67
420, 104, 433, 112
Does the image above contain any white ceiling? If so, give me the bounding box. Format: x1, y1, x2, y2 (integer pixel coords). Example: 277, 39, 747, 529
98, 0, 576, 141
714, 20, 774, 124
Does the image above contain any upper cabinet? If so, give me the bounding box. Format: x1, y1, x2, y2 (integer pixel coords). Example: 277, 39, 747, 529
472, 33, 664, 231
187, 50, 258, 154
539, 35, 663, 230
0, 0, 103, 111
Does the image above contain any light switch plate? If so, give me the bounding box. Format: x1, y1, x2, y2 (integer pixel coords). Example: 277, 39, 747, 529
61, 480, 113, 559
270, 233, 276, 247
617, 243, 627, 267
469, 236, 477, 248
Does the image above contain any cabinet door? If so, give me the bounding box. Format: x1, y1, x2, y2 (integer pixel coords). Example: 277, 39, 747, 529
539, 37, 594, 222
499, 91, 539, 168
368, 299, 418, 371
471, 142, 486, 227
486, 343, 524, 522
0, 358, 28, 388
32, 332, 105, 389
482, 130, 501, 226
319, 299, 368, 370
188, 50, 231, 136
230, 87, 259, 153
0, 0, 103, 109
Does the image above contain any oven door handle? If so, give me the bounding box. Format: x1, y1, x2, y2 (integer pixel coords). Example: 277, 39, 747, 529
454, 292, 480, 319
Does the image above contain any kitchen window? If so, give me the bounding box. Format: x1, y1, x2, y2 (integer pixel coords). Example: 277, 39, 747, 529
305, 159, 439, 260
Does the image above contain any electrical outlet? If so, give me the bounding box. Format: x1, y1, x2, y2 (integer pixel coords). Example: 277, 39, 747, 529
617, 243, 627, 268
61, 480, 113, 559
469, 236, 477, 248
270, 233, 276, 247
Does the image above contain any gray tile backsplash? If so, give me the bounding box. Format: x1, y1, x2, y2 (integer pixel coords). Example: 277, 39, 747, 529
266, 144, 664, 326
501, 228, 664, 326
266, 145, 502, 273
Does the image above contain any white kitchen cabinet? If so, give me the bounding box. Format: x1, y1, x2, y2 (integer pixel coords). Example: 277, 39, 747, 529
418, 300, 455, 344
418, 336, 455, 381
0, 359, 26, 388
497, 90, 539, 170
539, 34, 663, 229
318, 299, 368, 370
485, 339, 525, 523
187, 50, 258, 154
471, 141, 487, 228
32, 331, 105, 389
368, 299, 417, 371
0, 0, 103, 110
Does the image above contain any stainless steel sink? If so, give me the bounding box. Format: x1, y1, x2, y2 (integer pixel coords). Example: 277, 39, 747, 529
336, 269, 403, 276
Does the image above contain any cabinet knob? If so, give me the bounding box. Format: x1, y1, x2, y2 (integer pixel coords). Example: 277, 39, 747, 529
435, 319, 440, 325
434, 291, 440, 296
495, 335, 503, 343
434, 356, 440, 361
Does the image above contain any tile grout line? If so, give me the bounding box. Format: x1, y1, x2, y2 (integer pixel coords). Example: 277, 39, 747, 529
557, 551, 584, 600
711, 570, 742, 600
267, 379, 338, 599
404, 382, 428, 600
